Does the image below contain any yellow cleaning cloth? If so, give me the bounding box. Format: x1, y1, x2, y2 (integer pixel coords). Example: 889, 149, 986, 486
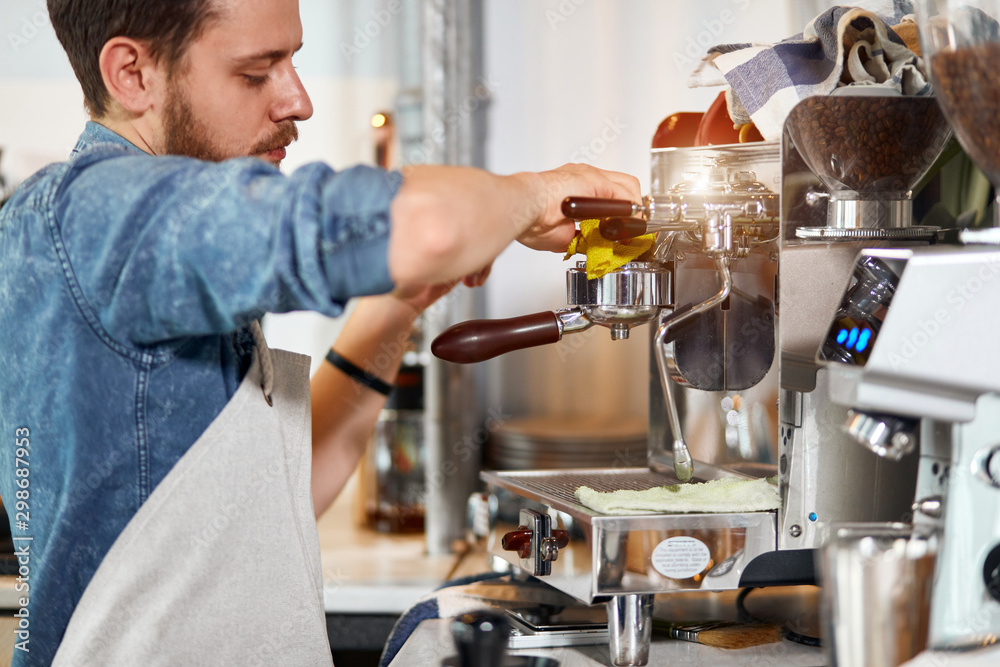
575, 477, 780, 516
564, 219, 656, 280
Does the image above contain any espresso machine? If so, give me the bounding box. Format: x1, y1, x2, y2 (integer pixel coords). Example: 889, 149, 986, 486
431, 92, 954, 665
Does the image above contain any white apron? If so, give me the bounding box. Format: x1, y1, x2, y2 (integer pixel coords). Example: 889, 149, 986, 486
53, 323, 333, 666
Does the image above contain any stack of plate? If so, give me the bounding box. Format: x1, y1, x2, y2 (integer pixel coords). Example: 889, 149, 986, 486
486, 415, 648, 471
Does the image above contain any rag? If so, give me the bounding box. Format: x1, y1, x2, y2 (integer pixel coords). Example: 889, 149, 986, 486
575, 476, 780, 516
689, 0, 931, 141
564, 218, 656, 280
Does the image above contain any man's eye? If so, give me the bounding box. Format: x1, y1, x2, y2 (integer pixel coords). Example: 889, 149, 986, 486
243, 74, 269, 87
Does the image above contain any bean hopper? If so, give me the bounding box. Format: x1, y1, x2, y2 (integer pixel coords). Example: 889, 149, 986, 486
432, 93, 952, 665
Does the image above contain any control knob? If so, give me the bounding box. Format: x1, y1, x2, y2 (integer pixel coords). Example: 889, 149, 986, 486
983, 543, 1000, 603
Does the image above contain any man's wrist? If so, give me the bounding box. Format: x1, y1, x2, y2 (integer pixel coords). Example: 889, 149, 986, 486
508, 171, 547, 238
325, 349, 393, 396
359, 292, 422, 329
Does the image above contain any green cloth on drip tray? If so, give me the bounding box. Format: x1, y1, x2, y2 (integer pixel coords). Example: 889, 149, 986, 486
575, 476, 780, 515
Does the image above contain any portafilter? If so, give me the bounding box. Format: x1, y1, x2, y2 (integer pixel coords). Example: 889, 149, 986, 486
430, 198, 672, 365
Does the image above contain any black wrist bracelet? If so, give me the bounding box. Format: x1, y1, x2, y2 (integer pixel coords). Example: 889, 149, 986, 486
325, 350, 393, 396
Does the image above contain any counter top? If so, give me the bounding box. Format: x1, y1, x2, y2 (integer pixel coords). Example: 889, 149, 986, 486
316, 473, 477, 614
385, 586, 1000, 667
382, 579, 829, 666
389, 618, 825, 667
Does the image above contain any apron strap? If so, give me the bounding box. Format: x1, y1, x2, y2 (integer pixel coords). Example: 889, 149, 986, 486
249, 319, 275, 406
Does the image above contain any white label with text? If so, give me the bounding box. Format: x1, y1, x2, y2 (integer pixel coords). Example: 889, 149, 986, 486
650, 536, 711, 579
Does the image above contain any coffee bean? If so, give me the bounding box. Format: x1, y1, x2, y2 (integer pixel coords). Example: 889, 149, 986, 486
787, 95, 950, 194
931, 43, 1000, 187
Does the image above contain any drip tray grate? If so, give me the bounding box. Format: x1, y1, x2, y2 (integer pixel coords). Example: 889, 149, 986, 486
482, 468, 703, 515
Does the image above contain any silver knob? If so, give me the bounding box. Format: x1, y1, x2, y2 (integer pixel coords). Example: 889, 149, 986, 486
972, 444, 1000, 489
540, 536, 560, 563
805, 190, 830, 206
912, 496, 943, 518
843, 410, 918, 460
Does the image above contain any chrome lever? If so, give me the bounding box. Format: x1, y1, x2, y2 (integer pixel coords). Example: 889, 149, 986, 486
654, 257, 733, 482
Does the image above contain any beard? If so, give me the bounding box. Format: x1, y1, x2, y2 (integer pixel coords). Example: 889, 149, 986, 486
162, 81, 298, 166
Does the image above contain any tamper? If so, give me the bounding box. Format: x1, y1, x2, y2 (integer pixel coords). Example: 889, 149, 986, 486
448, 610, 508, 667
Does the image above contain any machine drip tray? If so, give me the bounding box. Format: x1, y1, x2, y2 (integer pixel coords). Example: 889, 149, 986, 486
482, 466, 746, 519
505, 605, 609, 649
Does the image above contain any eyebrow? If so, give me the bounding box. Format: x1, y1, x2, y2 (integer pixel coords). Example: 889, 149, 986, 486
231, 42, 304, 66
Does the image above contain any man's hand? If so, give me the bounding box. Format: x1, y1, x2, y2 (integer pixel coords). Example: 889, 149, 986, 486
388, 163, 640, 290
391, 263, 492, 316
391, 281, 457, 316
515, 163, 642, 252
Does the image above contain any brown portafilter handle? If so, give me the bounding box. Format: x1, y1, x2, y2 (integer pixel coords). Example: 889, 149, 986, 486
562, 196, 638, 219
431, 312, 561, 364
599, 217, 649, 241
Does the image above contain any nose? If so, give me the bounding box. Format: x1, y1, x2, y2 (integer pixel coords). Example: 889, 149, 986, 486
271, 63, 313, 123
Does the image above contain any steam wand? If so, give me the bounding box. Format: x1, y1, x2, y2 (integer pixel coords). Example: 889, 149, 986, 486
654, 257, 733, 482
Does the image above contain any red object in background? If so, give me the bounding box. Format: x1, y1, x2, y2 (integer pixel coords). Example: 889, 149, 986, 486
651, 112, 704, 148
653, 93, 764, 151
742, 123, 765, 143
693, 91, 764, 146
694, 91, 741, 146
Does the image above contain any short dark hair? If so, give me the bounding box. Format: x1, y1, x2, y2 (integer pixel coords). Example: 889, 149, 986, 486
47, 0, 220, 117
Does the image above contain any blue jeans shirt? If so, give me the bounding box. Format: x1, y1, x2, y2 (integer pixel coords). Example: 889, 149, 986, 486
0, 122, 401, 665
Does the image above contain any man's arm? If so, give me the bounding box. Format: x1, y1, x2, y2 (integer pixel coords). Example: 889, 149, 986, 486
309, 295, 413, 516
309, 277, 480, 516
387, 163, 641, 290
60, 156, 403, 345
62, 156, 637, 348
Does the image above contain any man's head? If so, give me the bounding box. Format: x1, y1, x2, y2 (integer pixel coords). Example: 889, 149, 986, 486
48, 0, 313, 166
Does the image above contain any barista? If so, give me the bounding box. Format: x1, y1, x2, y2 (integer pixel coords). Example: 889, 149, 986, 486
0, 0, 640, 664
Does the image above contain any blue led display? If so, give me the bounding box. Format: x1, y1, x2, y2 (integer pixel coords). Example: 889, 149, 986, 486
836, 329, 848, 344
856, 328, 872, 353
847, 328, 859, 348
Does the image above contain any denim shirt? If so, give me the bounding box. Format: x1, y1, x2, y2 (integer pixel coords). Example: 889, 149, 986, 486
0, 121, 401, 665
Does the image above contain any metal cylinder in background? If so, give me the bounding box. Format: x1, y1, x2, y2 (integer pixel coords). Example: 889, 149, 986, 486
606, 594, 654, 666
398, 0, 490, 556
819, 523, 936, 667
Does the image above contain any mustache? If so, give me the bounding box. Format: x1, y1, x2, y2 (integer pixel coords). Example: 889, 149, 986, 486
252, 122, 299, 155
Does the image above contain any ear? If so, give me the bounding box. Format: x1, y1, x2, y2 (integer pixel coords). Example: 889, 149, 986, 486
98, 37, 167, 116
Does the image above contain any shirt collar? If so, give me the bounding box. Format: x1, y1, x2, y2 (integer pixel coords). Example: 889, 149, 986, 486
70, 121, 146, 157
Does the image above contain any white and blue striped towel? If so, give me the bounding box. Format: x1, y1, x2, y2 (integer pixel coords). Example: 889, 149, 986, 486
690, 0, 931, 141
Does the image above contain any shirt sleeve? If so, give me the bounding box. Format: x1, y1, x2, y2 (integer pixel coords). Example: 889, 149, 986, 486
53, 147, 401, 345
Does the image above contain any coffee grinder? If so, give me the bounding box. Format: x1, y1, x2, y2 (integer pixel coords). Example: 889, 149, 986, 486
773, 92, 952, 554
810, 0, 1000, 649
818, 246, 1000, 650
